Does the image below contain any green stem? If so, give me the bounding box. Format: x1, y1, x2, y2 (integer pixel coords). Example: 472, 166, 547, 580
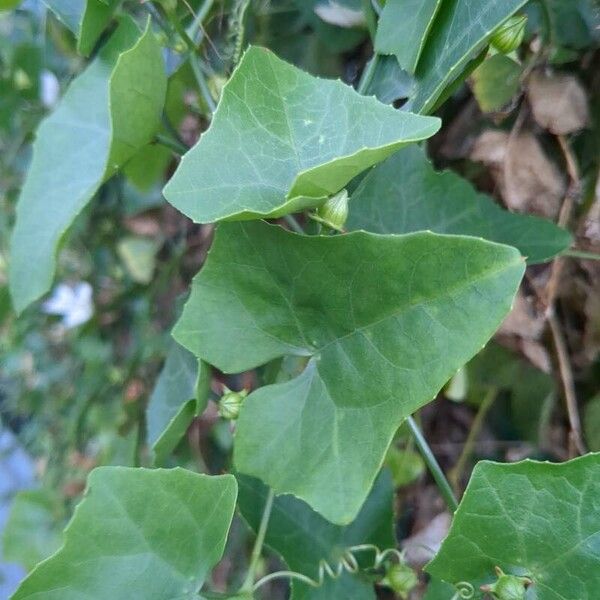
283, 214, 305, 235
190, 53, 217, 114
155, 133, 188, 156
356, 52, 380, 95
241, 488, 275, 591
407, 415, 459, 512
563, 249, 600, 261
187, 0, 215, 41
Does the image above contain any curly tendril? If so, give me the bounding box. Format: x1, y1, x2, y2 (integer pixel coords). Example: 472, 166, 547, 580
252, 544, 405, 591
452, 581, 475, 599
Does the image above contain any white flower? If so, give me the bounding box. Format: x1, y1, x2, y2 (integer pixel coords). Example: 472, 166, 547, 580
40, 70, 59, 108
42, 282, 93, 329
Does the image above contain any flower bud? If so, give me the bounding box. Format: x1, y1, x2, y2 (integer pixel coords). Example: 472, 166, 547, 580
380, 563, 418, 599
314, 189, 349, 231
218, 387, 248, 420
481, 567, 532, 600
490, 15, 527, 54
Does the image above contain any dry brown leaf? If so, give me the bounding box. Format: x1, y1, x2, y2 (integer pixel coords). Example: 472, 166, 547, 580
527, 70, 590, 135
471, 130, 565, 218
402, 512, 451, 567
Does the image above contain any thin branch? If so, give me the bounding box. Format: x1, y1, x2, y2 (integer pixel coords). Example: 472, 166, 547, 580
548, 312, 586, 455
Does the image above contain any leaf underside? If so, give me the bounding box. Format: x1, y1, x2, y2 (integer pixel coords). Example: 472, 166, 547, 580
163, 45, 440, 223
11, 468, 237, 600
427, 454, 600, 599
174, 221, 524, 524
347, 145, 572, 263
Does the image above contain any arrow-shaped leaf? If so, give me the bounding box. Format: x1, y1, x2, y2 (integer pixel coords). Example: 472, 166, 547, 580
238, 471, 394, 599
427, 454, 600, 599
174, 221, 524, 524
347, 145, 572, 263
408, 0, 528, 114
11, 468, 237, 600
163, 46, 440, 223
9, 18, 166, 313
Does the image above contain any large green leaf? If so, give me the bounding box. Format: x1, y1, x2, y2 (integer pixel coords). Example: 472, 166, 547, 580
146, 343, 211, 465
9, 18, 166, 313
427, 454, 600, 599
163, 46, 440, 223
44, 0, 119, 56
346, 145, 572, 263
174, 221, 524, 523
11, 468, 237, 600
238, 471, 394, 599
408, 0, 528, 114
375, 0, 442, 74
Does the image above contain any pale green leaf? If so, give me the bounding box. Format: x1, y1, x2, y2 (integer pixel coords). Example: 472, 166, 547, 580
347, 145, 571, 264
471, 53, 522, 112
11, 468, 237, 600
174, 221, 524, 523
9, 18, 166, 313
238, 471, 394, 599
117, 236, 161, 284
44, 0, 119, 56
146, 343, 211, 465
427, 454, 600, 599
2, 489, 63, 571
375, 0, 442, 74
163, 46, 440, 223
365, 55, 415, 104
408, 0, 528, 114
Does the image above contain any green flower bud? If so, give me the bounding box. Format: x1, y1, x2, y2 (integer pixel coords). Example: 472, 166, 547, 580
219, 386, 248, 420
481, 567, 532, 600
490, 15, 527, 54
314, 189, 349, 231
380, 563, 418, 600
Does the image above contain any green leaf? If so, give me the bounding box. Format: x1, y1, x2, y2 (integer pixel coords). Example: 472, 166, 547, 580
408, 0, 528, 114
375, 0, 442, 74
427, 454, 600, 598
117, 236, 161, 284
237, 470, 394, 599
471, 53, 522, 112
365, 55, 415, 104
2, 489, 63, 571
346, 145, 571, 264
44, 0, 119, 56
146, 343, 211, 465
11, 467, 237, 600
174, 221, 524, 523
9, 18, 166, 313
163, 46, 440, 223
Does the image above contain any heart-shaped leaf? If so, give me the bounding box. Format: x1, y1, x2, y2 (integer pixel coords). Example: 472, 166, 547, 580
375, 0, 442, 74
174, 221, 524, 523
45, 0, 119, 56
427, 454, 600, 599
146, 343, 211, 465
11, 468, 237, 600
238, 471, 394, 599
347, 145, 572, 263
408, 0, 528, 114
163, 46, 440, 223
9, 17, 166, 313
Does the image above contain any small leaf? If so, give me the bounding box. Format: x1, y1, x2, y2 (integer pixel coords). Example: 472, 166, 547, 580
375, 0, 442, 74
237, 471, 394, 599
174, 221, 524, 523
117, 236, 161, 284
426, 454, 600, 598
408, 0, 528, 114
346, 145, 571, 264
2, 489, 63, 571
146, 343, 210, 465
9, 18, 166, 312
11, 468, 237, 600
365, 55, 415, 104
44, 0, 119, 56
471, 54, 522, 113
163, 46, 440, 223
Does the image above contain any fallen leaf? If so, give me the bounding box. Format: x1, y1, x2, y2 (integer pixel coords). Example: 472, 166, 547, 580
402, 512, 451, 567
471, 130, 565, 218
527, 70, 589, 134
